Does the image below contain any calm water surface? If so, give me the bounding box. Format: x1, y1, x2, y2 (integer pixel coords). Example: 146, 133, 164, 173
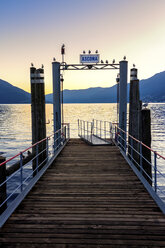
0, 103, 164, 159
0, 103, 165, 201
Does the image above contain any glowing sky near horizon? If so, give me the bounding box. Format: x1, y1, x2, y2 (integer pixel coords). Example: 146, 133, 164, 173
0, 0, 165, 94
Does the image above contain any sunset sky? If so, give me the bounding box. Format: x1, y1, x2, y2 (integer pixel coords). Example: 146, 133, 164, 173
0, 0, 165, 94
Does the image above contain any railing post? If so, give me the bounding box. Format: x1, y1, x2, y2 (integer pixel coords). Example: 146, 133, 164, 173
68, 123, 70, 140
115, 126, 117, 142
91, 122, 93, 143
104, 121, 106, 140
87, 121, 89, 141
96, 120, 98, 136
81, 120, 82, 137
140, 142, 142, 174
64, 125, 66, 142
100, 121, 101, 138
36, 144, 39, 173
78, 119, 79, 136
110, 123, 112, 140
46, 138, 49, 161
154, 152, 157, 193
0, 156, 7, 214
131, 137, 133, 162
20, 153, 23, 192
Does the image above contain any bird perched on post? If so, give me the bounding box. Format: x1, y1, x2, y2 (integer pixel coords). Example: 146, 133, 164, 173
143, 103, 148, 109
41, 64, 44, 69
123, 56, 126, 60
133, 64, 136, 68
112, 59, 115, 64
31, 63, 34, 67
53, 57, 56, 62
95, 50, 98, 54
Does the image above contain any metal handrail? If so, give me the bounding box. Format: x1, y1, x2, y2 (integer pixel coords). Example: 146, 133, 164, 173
78, 118, 165, 212
0, 128, 66, 168
0, 124, 70, 227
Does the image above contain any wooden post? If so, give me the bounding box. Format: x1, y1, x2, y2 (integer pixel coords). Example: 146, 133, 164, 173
128, 68, 141, 166
141, 109, 152, 185
0, 156, 7, 214
30, 66, 46, 175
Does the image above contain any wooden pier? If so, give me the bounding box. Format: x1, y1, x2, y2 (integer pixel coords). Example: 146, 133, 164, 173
1, 139, 165, 247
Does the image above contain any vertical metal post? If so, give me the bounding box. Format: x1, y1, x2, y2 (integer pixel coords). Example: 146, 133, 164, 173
0, 156, 7, 214
20, 153, 23, 192
68, 123, 70, 139
78, 119, 79, 136
100, 121, 101, 138
52, 61, 61, 150
115, 125, 117, 142
131, 137, 133, 161
36, 144, 39, 173
104, 121, 106, 140
154, 152, 157, 192
110, 122, 112, 139
64, 125, 66, 142
46, 138, 49, 161
119, 60, 128, 151
81, 121, 82, 137
140, 142, 142, 173
91, 122, 93, 143
87, 122, 89, 141
96, 120, 98, 136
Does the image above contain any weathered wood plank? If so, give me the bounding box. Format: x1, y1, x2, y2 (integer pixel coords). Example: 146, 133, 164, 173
0, 138, 165, 247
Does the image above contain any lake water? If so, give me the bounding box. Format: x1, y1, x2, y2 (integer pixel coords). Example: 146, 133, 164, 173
0, 103, 165, 203
0, 103, 164, 172
0, 103, 165, 158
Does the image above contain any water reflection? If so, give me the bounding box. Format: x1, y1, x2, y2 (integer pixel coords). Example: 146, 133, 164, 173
0, 103, 164, 161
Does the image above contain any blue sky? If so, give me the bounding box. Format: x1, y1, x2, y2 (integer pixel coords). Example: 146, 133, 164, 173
0, 0, 165, 93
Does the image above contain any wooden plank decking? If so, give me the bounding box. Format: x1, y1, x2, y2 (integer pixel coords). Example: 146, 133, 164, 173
0, 139, 165, 247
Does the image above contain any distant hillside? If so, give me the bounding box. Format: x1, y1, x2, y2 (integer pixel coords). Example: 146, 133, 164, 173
139, 71, 165, 102
0, 79, 30, 103
1, 70, 165, 104
46, 86, 117, 103
46, 71, 165, 103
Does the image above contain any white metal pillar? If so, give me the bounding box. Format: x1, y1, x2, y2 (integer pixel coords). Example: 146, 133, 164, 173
52, 61, 61, 151
119, 60, 128, 151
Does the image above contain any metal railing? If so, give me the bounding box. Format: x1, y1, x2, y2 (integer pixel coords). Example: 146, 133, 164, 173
92, 119, 114, 142
114, 125, 165, 200
78, 119, 114, 144
78, 119, 165, 213
0, 124, 70, 227
78, 119, 93, 143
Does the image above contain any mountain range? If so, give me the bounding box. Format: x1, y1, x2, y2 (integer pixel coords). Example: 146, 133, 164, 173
0, 71, 165, 104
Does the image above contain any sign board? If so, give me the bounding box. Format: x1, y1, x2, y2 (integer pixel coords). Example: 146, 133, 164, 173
80, 54, 100, 64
